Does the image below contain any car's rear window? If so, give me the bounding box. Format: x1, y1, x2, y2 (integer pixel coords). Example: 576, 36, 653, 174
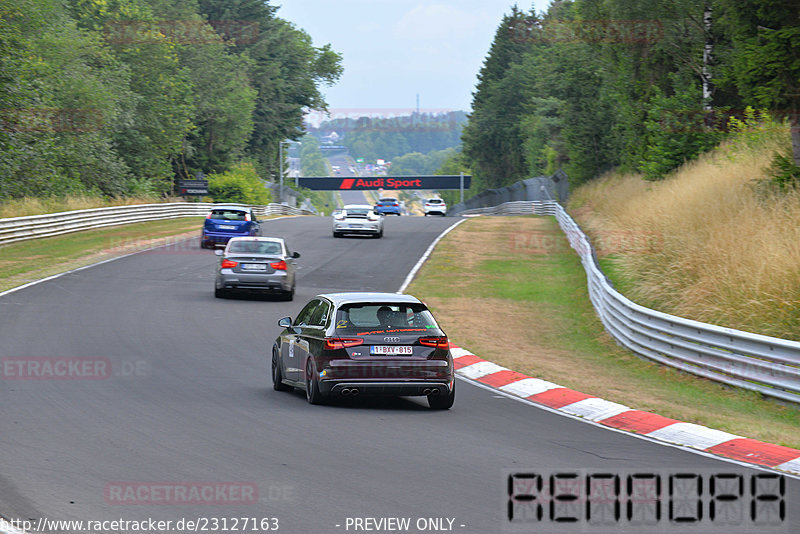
210, 209, 248, 220
228, 241, 282, 255
427, 199, 443, 204
379, 198, 397, 204
335, 303, 439, 332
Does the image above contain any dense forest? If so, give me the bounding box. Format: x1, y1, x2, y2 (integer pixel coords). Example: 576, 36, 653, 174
453, 0, 800, 194
0, 0, 342, 200
308, 111, 468, 162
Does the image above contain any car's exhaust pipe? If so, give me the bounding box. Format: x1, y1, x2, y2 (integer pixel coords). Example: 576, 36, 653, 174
423, 388, 433, 395
429, 389, 440, 396
341, 388, 351, 396
350, 388, 360, 396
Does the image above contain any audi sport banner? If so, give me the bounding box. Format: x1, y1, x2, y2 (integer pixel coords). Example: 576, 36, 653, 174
297, 175, 471, 191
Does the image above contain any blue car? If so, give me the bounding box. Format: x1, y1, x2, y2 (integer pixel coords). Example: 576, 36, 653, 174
374, 197, 402, 216
201, 206, 262, 249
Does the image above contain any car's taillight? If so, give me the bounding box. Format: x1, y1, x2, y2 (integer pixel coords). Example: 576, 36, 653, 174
270, 260, 287, 270
419, 336, 449, 349
393, 203, 399, 207
245, 213, 251, 221
324, 338, 364, 350
221, 259, 238, 269
206, 212, 213, 219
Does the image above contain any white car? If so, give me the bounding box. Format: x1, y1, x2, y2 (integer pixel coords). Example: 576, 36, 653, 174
333, 204, 384, 238
423, 197, 447, 216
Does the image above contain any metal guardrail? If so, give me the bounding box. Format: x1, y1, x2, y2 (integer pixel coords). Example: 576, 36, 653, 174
0, 203, 314, 246
460, 200, 800, 404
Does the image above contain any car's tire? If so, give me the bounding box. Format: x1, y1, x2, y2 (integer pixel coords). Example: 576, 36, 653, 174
214, 288, 228, 299
272, 347, 291, 392
428, 382, 455, 410
200, 240, 208, 249
374, 230, 383, 239
424, 213, 428, 216
281, 288, 294, 301
333, 231, 341, 238
305, 359, 325, 405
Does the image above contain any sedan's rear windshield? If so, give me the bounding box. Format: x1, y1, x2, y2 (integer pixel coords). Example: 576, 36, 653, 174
228, 241, 282, 255
427, 199, 443, 204
210, 209, 248, 220
378, 198, 397, 204
335, 303, 440, 333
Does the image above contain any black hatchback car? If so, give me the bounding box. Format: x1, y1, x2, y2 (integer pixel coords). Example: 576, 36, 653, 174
271, 292, 455, 409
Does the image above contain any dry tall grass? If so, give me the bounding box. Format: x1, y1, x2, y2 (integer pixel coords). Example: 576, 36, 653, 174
0, 194, 180, 219
570, 127, 800, 340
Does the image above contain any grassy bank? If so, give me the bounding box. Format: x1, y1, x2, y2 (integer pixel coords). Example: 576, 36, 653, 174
0, 194, 180, 219
568, 126, 800, 341
0, 218, 204, 293
406, 216, 800, 449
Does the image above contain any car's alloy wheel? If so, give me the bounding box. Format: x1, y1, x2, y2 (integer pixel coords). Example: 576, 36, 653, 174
428, 382, 455, 410
272, 348, 291, 391
305, 359, 324, 405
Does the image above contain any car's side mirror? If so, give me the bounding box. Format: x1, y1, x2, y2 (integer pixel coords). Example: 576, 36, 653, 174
214, 249, 223, 256
278, 317, 292, 328
292, 252, 301, 258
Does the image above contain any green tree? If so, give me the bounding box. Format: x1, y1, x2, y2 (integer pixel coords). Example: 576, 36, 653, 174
207, 162, 271, 204
716, 0, 800, 165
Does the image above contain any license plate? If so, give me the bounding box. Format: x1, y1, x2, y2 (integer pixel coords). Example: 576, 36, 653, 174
348, 224, 363, 228
241, 263, 267, 271
218, 225, 236, 230
370, 346, 413, 355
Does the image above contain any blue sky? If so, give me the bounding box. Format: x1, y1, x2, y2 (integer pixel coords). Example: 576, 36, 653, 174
276, 1, 551, 117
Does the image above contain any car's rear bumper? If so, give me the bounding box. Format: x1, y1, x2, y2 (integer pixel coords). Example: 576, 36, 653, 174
202, 231, 253, 245
323, 380, 453, 397
318, 359, 453, 396
333, 222, 381, 234
217, 272, 290, 292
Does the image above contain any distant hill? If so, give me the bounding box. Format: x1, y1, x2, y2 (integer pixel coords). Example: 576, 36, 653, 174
307, 111, 468, 161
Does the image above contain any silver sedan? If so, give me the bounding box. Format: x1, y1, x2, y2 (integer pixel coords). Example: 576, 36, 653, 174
214, 237, 300, 300
332, 204, 384, 238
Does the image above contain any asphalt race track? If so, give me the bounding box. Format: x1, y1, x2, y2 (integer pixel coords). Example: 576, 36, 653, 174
1, 215, 798, 534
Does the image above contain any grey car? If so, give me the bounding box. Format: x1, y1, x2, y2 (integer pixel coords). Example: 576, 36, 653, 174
214, 237, 300, 300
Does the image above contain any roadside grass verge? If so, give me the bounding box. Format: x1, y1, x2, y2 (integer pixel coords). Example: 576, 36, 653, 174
406, 216, 800, 449
0, 218, 205, 293
568, 125, 800, 341
0, 194, 179, 218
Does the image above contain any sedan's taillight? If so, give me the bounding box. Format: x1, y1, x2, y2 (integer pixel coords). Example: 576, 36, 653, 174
221, 259, 238, 269
324, 338, 364, 350
206, 212, 213, 219
419, 336, 449, 349
270, 260, 287, 270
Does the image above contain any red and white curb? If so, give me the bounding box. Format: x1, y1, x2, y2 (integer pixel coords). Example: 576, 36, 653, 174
451, 344, 800, 476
